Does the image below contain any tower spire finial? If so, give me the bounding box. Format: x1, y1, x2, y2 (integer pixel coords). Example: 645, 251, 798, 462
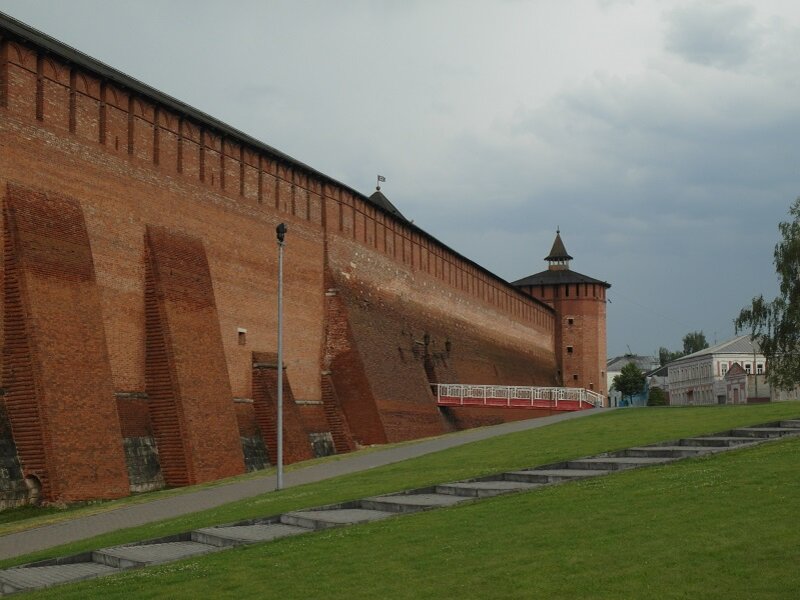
545, 229, 573, 270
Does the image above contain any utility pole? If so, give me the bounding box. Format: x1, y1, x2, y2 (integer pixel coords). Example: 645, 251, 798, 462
276, 223, 287, 490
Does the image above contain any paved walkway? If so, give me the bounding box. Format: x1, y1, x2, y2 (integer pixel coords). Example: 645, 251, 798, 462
0, 408, 606, 560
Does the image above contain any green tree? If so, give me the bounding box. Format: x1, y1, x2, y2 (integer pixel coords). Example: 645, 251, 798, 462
682, 331, 709, 355
659, 346, 684, 367
736, 197, 800, 389
647, 386, 668, 406
612, 362, 646, 404
658, 331, 710, 366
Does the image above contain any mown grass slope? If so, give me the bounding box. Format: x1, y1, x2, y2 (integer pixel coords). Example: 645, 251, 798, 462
6, 403, 800, 599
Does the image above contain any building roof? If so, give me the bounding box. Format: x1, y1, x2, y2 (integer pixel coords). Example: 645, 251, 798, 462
368, 189, 406, 221
545, 230, 572, 261
512, 268, 611, 288
607, 354, 660, 373
670, 335, 762, 364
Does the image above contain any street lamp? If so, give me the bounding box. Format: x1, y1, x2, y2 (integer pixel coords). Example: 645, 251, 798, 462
276, 222, 287, 490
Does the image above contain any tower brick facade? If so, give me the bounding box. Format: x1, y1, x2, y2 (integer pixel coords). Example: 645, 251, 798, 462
513, 231, 610, 401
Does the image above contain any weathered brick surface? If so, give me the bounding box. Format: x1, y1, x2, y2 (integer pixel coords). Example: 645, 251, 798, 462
252, 352, 314, 464
522, 283, 608, 397
325, 238, 557, 444
0, 26, 571, 501
145, 226, 244, 485
2, 184, 129, 502
442, 406, 558, 430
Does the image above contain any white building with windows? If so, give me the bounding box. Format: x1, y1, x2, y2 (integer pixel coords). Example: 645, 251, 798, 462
668, 335, 765, 405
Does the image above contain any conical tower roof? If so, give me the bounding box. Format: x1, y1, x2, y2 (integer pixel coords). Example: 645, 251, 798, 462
545, 229, 573, 261
368, 187, 406, 221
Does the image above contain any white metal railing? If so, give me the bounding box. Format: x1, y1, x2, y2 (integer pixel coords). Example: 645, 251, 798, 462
432, 384, 604, 410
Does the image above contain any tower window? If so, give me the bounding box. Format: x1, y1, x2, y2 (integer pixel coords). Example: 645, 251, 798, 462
567, 346, 574, 354
567, 318, 574, 325
573, 374, 578, 381
237, 327, 247, 346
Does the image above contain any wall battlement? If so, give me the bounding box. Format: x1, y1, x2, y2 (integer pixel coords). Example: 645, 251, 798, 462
0, 14, 578, 505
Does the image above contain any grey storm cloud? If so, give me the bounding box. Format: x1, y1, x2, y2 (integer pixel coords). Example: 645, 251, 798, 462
1, 0, 798, 357
665, 3, 759, 69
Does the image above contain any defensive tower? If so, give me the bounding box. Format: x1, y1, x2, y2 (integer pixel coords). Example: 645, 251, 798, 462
513, 231, 610, 401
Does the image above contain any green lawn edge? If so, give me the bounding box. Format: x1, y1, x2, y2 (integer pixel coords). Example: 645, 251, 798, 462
33, 430, 800, 600
2, 402, 798, 572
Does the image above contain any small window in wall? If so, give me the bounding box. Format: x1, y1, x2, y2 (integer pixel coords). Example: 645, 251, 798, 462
573, 374, 578, 381
567, 318, 574, 326
567, 346, 574, 354
757, 364, 764, 374
237, 327, 247, 346
745, 364, 751, 374
589, 382, 594, 390
721, 363, 728, 375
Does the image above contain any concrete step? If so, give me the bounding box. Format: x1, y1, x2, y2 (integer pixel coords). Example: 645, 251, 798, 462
0, 562, 119, 594
617, 446, 717, 459
361, 493, 468, 513
729, 427, 800, 439
502, 469, 611, 483
192, 522, 309, 547
780, 420, 800, 428
567, 457, 676, 471
280, 508, 393, 530
678, 436, 760, 447
435, 480, 541, 498
92, 541, 218, 569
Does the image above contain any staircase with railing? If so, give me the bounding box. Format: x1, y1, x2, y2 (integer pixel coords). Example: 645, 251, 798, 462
432, 384, 604, 411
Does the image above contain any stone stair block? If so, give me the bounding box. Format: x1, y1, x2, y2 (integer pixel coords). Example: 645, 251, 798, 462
729, 427, 799, 439
361, 493, 468, 513
502, 468, 611, 483
678, 436, 759, 447
618, 446, 717, 459
567, 457, 675, 471
280, 508, 393, 530
192, 523, 309, 547
435, 480, 541, 498
0, 562, 119, 594
779, 420, 800, 428
92, 541, 217, 569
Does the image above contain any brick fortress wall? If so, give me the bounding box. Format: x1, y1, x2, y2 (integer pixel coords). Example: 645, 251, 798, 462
522, 283, 608, 397
0, 29, 559, 502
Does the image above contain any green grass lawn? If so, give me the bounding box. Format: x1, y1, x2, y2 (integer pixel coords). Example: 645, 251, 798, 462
34, 432, 800, 600
4, 403, 800, 589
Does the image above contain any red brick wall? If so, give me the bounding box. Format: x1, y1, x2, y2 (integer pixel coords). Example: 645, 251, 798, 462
145, 226, 244, 485
2, 184, 129, 502
325, 235, 557, 444
0, 31, 563, 498
442, 406, 558, 430
116, 396, 153, 439
523, 282, 608, 397
252, 352, 314, 464
234, 401, 260, 438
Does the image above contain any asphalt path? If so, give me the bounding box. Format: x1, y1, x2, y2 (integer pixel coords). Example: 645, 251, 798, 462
0, 408, 608, 560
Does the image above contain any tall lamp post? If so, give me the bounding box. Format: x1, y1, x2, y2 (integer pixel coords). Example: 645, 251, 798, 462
276, 222, 287, 490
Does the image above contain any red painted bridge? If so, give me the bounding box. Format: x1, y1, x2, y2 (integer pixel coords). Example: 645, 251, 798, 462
432, 384, 604, 411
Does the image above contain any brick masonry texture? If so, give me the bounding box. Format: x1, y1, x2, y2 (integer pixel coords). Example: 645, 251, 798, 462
0, 26, 604, 503
144, 225, 244, 486
252, 352, 314, 465
2, 184, 129, 502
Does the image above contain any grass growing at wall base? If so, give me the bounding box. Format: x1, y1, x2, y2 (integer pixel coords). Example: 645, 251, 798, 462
24, 415, 800, 599
2, 402, 799, 572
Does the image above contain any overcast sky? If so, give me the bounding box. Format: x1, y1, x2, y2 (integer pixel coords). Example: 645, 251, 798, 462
2, 0, 799, 359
